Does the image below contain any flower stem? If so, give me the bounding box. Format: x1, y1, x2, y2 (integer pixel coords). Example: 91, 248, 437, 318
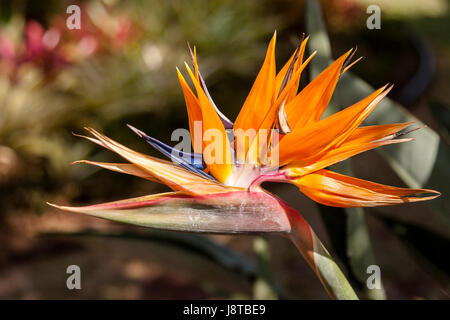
285, 205, 358, 300
253, 237, 279, 300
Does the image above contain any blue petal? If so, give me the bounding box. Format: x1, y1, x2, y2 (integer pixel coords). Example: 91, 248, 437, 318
127, 125, 215, 180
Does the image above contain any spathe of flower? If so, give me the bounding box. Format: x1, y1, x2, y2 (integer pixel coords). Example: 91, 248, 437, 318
49, 32, 440, 299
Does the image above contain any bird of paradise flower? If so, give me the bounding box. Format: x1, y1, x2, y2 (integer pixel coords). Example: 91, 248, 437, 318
48, 32, 440, 299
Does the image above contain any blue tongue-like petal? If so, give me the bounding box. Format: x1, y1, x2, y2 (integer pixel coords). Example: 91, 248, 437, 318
127, 124, 215, 180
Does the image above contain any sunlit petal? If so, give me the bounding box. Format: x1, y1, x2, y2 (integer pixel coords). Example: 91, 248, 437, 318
176, 68, 203, 153
234, 32, 277, 162
184, 63, 233, 183
276, 85, 390, 165
285, 50, 352, 129
290, 169, 440, 207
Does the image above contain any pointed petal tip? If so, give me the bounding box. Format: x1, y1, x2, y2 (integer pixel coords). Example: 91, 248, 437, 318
187, 41, 197, 64
83, 127, 102, 137
342, 56, 363, 74
354, 56, 363, 63
183, 61, 196, 78
381, 84, 394, 97
383, 83, 394, 92
187, 41, 197, 54
72, 131, 92, 140
73, 130, 93, 138
47, 202, 89, 214
344, 48, 353, 57
46, 202, 65, 210
430, 189, 441, 196
404, 189, 441, 202
71, 159, 100, 166
396, 125, 427, 138
375, 83, 392, 96
432, 190, 442, 197
126, 124, 145, 138
72, 131, 90, 140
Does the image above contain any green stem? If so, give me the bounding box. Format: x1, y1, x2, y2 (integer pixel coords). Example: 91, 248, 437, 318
287, 209, 358, 300
253, 237, 278, 300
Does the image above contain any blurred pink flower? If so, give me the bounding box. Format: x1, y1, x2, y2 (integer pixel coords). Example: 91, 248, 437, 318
0, 7, 140, 81
0, 20, 68, 80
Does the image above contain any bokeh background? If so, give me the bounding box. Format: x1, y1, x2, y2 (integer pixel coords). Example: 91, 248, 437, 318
0, 0, 449, 299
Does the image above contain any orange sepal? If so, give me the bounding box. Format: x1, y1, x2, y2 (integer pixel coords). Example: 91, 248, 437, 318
291, 169, 440, 207
176, 68, 203, 153
276, 85, 390, 165
284, 50, 352, 130
233, 32, 277, 161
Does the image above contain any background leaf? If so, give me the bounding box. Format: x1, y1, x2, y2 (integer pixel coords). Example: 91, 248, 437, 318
374, 212, 450, 282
